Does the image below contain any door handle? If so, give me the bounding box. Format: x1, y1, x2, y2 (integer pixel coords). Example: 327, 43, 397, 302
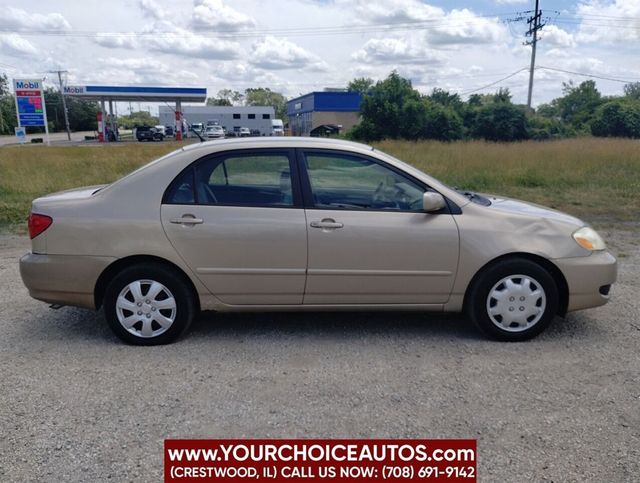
170, 215, 203, 225
310, 218, 344, 230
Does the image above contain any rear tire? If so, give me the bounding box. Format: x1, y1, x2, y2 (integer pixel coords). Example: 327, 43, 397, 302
104, 263, 196, 345
466, 258, 558, 341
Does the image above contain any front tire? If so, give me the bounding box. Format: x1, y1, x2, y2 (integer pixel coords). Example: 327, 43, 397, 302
467, 258, 558, 341
104, 264, 196, 345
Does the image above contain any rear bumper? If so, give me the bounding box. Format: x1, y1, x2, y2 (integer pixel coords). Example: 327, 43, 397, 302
20, 252, 115, 309
553, 250, 617, 312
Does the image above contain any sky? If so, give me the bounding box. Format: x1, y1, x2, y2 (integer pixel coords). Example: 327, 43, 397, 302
1, 0, 639, 113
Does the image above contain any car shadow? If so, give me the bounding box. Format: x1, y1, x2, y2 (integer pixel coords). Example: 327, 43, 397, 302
188, 310, 482, 341
17, 304, 595, 345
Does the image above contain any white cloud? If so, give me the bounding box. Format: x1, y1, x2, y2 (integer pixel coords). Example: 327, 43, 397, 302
539, 25, 576, 49
0, 34, 38, 57
576, 0, 640, 44
192, 0, 255, 30
144, 20, 241, 59
249, 36, 328, 70
353, 0, 443, 24
352, 37, 446, 65
94, 33, 138, 49
139, 0, 166, 20
0, 7, 71, 31
494, 0, 528, 4
427, 9, 508, 45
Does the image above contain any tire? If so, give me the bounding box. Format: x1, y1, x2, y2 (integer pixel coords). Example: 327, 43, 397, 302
103, 263, 196, 345
466, 258, 558, 341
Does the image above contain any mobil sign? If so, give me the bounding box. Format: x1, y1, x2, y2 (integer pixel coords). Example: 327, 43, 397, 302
14, 78, 47, 127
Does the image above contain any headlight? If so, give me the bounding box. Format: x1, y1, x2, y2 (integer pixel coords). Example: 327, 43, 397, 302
573, 226, 606, 251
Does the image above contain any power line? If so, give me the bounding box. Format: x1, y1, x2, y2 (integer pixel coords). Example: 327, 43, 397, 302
0, 12, 522, 39
536, 66, 640, 84
460, 68, 529, 95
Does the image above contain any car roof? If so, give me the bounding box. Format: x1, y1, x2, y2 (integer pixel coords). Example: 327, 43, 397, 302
179, 136, 373, 154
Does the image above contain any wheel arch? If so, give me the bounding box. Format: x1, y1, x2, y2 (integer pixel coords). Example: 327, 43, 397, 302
94, 255, 200, 311
463, 252, 569, 317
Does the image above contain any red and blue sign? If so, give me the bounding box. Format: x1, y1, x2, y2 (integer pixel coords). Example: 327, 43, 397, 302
14, 79, 46, 127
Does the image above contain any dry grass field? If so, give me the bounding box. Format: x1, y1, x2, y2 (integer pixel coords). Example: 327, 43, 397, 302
1, 138, 639, 229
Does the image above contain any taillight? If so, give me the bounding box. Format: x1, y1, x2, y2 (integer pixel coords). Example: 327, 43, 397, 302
28, 213, 52, 239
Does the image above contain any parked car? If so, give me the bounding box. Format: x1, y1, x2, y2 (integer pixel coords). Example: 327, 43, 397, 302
154, 125, 166, 136
239, 127, 251, 137
205, 125, 225, 139
20, 138, 616, 345
165, 125, 174, 136
190, 123, 204, 134
250, 129, 261, 137
135, 126, 164, 142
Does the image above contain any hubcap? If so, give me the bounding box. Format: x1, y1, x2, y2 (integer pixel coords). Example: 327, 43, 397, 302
115, 279, 176, 338
486, 274, 546, 333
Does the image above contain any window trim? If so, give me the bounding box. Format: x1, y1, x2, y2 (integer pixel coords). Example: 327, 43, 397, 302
295, 148, 458, 214
162, 148, 304, 209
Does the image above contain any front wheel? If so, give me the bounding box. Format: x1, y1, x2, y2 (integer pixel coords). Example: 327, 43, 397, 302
466, 258, 558, 341
103, 264, 196, 345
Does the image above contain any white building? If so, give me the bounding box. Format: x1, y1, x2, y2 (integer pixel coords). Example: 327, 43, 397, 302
159, 105, 276, 135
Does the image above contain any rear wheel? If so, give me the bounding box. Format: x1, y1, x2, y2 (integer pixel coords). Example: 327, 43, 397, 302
104, 264, 196, 345
467, 258, 558, 341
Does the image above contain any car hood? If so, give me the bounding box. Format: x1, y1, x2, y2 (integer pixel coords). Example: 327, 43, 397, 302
484, 195, 584, 227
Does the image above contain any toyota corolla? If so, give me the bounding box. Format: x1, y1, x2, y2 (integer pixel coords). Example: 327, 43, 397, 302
20, 138, 616, 344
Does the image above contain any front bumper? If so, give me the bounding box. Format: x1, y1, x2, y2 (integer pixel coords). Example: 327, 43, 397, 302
20, 252, 115, 309
553, 250, 617, 312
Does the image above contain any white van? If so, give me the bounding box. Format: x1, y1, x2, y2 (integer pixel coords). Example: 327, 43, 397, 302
271, 119, 284, 136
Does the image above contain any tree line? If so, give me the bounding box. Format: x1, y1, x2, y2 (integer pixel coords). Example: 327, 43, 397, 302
347, 72, 640, 142
2, 70, 639, 140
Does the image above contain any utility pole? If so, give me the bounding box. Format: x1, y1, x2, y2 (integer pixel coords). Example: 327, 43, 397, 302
50, 70, 71, 140
525, 0, 545, 109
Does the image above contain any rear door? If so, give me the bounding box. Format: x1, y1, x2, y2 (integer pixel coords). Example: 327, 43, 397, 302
161, 148, 308, 305
299, 149, 460, 305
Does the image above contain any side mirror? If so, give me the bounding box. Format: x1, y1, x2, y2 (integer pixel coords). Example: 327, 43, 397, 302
423, 192, 446, 213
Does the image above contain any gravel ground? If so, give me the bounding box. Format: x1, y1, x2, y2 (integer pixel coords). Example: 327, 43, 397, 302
1, 229, 638, 482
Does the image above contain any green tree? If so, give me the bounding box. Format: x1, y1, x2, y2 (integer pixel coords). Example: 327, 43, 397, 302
472, 102, 528, 142
422, 102, 463, 141
623, 82, 640, 100
207, 89, 244, 106
555, 80, 602, 130
427, 88, 463, 112
347, 77, 374, 95
349, 71, 420, 141
0, 73, 16, 135
591, 100, 640, 138
117, 110, 159, 129
244, 87, 288, 121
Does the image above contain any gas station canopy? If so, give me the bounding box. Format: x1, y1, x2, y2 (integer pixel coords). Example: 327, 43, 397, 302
62, 84, 207, 142
63, 85, 207, 102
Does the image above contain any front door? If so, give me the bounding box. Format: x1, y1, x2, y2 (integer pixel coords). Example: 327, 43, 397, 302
300, 150, 459, 305
161, 149, 307, 305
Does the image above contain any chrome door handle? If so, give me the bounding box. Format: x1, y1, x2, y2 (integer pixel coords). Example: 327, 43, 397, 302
310, 219, 343, 230
170, 216, 203, 225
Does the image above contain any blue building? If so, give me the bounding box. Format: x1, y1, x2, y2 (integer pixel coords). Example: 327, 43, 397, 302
287, 91, 362, 136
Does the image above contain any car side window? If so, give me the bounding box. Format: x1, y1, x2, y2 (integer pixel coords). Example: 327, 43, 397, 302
164, 169, 195, 204
191, 153, 294, 207
303, 152, 425, 211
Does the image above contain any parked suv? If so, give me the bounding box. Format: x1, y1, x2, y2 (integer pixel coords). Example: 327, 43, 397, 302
136, 126, 164, 142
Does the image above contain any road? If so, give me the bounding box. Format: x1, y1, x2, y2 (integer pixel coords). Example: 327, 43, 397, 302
0, 229, 638, 482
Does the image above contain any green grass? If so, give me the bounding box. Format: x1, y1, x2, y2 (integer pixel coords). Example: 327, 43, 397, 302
1, 138, 639, 231
374, 137, 640, 223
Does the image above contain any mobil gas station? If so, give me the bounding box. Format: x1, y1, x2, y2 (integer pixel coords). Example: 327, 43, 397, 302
63, 84, 207, 142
